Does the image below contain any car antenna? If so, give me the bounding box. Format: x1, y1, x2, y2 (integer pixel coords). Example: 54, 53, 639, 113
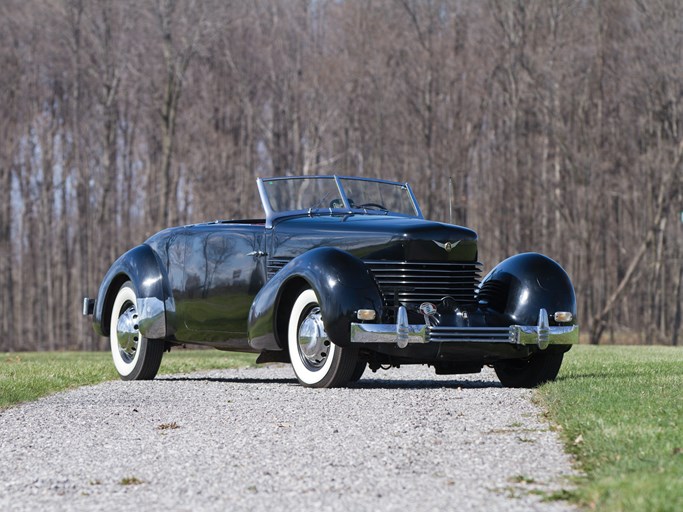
448, 176, 454, 224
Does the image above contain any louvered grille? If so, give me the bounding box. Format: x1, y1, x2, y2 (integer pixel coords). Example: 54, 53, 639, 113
267, 257, 291, 279
476, 279, 507, 312
365, 260, 482, 308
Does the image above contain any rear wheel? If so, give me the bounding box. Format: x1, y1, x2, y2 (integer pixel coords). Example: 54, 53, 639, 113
109, 281, 164, 381
288, 289, 358, 388
493, 351, 564, 388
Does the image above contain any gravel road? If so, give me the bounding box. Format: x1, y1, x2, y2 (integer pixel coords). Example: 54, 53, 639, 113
0, 364, 577, 511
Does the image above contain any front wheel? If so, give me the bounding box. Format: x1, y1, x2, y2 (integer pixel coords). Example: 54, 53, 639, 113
109, 281, 164, 381
493, 351, 564, 388
288, 288, 359, 388
349, 360, 367, 382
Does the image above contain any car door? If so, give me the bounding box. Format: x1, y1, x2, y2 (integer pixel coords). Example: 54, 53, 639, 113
176, 224, 266, 343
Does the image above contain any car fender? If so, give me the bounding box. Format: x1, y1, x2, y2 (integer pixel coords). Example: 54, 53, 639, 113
477, 252, 577, 326
93, 244, 173, 339
248, 247, 384, 351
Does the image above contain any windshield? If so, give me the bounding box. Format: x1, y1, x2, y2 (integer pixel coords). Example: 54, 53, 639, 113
262, 177, 343, 212
259, 176, 420, 219
339, 178, 416, 215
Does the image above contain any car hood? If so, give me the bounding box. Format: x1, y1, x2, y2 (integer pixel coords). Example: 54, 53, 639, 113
270, 214, 478, 262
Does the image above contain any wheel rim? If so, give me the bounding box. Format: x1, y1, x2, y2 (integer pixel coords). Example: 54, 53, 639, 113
297, 306, 330, 371
116, 302, 140, 364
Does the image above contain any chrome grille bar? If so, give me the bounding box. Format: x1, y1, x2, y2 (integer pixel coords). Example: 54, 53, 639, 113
427, 326, 514, 343
365, 260, 482, 307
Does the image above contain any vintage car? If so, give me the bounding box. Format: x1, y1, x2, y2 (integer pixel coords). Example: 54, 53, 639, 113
83, 176, 578, 388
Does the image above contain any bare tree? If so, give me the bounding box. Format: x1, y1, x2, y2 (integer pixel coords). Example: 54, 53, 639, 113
0, 0, 681, 350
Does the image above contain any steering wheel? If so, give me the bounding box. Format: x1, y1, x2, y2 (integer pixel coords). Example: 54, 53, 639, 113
356, 202, 387, 210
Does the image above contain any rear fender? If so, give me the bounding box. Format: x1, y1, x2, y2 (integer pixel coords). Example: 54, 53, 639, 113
248, 247, 383, 351
93, 244, 173, 339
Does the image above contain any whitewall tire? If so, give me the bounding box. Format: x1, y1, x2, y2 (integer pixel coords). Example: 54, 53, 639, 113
288, 289, 358, 388
110, 281, 164, 380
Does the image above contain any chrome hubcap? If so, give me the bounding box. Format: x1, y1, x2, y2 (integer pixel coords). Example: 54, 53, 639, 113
298, 307, 330, 369
117, 303, 140, 363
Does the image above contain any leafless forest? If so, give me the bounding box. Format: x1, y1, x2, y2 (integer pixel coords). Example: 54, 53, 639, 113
0, 0, 682, 351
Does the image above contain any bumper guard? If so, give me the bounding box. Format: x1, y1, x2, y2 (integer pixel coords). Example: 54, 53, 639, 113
83, 298, 95, 316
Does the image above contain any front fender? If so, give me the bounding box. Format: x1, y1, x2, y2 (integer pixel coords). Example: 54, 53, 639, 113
93, 244, 173, 339
477, 252, 577, 326
248, 247, 384, 351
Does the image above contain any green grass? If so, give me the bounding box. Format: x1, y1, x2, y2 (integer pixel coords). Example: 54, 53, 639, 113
0, 349, 257, 409
539, 345, 683, 512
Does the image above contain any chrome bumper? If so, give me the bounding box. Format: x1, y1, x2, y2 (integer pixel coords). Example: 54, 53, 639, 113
350, 307, 578, 349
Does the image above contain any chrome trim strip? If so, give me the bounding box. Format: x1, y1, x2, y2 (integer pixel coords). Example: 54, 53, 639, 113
405, 182, 423, 218
264, 175, 410, 187
333, 175, 351, 209
256, 177, 276, 228
427, 326, 514, 343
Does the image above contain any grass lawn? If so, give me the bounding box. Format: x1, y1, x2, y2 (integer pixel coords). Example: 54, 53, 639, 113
0, 349, 257, 410
539, 345, 683, 512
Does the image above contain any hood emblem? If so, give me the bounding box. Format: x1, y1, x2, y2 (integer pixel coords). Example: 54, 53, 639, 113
433, 240, 459, 252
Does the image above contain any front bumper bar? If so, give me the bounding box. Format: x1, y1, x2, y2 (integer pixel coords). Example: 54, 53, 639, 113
350, 307, 578, 349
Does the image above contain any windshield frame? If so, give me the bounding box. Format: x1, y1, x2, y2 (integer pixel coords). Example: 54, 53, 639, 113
257, 175, 423, 228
